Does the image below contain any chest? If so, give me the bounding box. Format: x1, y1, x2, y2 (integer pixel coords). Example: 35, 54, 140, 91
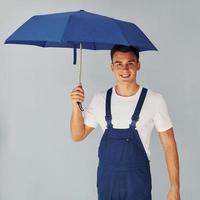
97, 98, 155, 129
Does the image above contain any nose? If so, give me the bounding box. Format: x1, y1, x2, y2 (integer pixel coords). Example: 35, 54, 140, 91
122, 64, 129, 70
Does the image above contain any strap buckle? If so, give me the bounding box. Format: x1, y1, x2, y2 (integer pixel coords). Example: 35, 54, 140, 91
105, 115, 113, 128
131, 114, 139, 122
105, 115, 112, 121
129, 120, 137, 128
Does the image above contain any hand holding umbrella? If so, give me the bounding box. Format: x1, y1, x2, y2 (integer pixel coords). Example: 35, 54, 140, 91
70, 84, 85, 111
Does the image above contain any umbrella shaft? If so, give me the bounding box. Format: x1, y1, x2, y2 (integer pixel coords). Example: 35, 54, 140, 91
79, 42, 82, 84
77, 42, 84, 111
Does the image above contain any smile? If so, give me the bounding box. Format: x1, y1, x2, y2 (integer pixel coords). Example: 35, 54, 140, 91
120, 74, 130, 78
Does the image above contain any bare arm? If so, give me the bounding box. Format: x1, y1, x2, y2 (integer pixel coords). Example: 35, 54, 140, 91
159, 127, 181, 200
69, 84, 95, 141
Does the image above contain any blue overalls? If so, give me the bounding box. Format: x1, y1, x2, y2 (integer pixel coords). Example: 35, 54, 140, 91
97, 87, 152, 200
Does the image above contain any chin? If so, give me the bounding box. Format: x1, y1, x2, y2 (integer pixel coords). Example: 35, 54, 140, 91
118, 79, 134, 83
118, 76, 134, 82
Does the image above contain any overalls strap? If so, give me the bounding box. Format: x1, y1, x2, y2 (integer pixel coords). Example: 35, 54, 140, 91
105, 87, 148, 129
105, 87, 113, 128
130, 87, 148, 127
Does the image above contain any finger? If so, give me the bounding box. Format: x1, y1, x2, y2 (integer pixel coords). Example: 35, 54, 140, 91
78, 83, 83, 87
71, 91, 84, 97
71, 93, 84, 99
74, 97, 84, 103
77, 84, 84, 90
72, 87, 84, 93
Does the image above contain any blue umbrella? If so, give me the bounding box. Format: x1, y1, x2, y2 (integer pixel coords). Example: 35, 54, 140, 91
5, 9, 158, 111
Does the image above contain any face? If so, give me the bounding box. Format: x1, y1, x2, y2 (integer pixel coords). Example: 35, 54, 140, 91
111, 51, 140, 84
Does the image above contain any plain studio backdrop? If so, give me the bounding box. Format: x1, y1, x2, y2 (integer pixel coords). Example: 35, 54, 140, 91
0, 0, 199, 199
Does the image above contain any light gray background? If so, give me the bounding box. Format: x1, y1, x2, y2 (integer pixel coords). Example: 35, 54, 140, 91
0, 0, 199, 199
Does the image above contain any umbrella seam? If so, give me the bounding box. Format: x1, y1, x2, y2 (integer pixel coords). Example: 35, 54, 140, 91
111, 18, 129, 46
61, 13, 75, 47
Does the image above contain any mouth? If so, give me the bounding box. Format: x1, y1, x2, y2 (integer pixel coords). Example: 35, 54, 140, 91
120, 74, 131, 78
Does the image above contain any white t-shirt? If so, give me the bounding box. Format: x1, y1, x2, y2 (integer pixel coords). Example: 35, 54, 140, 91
83, 85, 173, 160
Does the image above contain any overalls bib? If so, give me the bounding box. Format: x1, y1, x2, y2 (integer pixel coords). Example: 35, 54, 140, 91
97, 87, 152, 200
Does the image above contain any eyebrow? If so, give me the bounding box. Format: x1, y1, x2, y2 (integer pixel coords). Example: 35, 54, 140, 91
113, 59, 137, 64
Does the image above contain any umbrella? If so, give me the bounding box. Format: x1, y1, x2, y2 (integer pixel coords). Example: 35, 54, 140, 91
5, 9, 158, 111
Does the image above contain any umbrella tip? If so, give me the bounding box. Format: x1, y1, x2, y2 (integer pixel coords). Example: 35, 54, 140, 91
80, 10, 85, 12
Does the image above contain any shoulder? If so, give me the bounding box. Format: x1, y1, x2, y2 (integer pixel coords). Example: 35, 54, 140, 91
146, 88, 163, 99
145, 87, 168, 105
90, 89, 107, 104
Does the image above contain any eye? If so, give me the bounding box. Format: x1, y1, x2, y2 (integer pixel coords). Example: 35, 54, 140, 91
128, 62, 135, 67
115, 63, 122, 68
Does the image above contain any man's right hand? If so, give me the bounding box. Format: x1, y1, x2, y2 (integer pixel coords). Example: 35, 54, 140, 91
69, 84, 95, 141
69, 84, 85, 109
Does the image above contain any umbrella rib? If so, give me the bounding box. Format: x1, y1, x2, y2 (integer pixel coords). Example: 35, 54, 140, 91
44, 41, 47, 47
94, 42, 96, 50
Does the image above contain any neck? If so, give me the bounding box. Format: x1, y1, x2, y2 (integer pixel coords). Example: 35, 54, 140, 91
115, 82, 140, 97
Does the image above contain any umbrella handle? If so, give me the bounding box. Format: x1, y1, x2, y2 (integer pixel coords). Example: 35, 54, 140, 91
76, 42, 84, 112
77, 102, 84, 111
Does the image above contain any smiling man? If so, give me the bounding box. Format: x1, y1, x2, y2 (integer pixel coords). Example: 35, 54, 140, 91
70, 44, 180, 200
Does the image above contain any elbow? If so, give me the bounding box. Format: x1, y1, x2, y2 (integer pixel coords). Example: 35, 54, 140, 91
71, 137, 83, 142
71, 132, 85, 142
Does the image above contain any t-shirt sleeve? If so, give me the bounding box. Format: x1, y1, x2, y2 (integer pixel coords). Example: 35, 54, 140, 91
153, 94, 173, 132
83, 94, 99, 128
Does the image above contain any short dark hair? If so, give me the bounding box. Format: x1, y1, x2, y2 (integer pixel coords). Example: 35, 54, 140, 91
110, 44, 139, 62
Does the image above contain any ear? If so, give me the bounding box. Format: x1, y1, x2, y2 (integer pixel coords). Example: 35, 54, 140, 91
111, 63, 114, 71
137, 61, 141, 71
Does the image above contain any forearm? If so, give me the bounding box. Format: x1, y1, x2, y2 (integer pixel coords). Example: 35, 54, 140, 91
164, 139, 180, 190
70, 106, 85, 141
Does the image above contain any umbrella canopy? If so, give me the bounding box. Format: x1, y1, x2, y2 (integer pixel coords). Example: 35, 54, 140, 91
5, 10, 157, 64
5, 10, 158, 111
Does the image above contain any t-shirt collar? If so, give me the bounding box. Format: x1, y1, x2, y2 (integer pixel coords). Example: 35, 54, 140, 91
112, 85, 142, 101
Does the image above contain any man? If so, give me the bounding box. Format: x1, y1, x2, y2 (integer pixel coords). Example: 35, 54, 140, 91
70, 45, 180, 200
